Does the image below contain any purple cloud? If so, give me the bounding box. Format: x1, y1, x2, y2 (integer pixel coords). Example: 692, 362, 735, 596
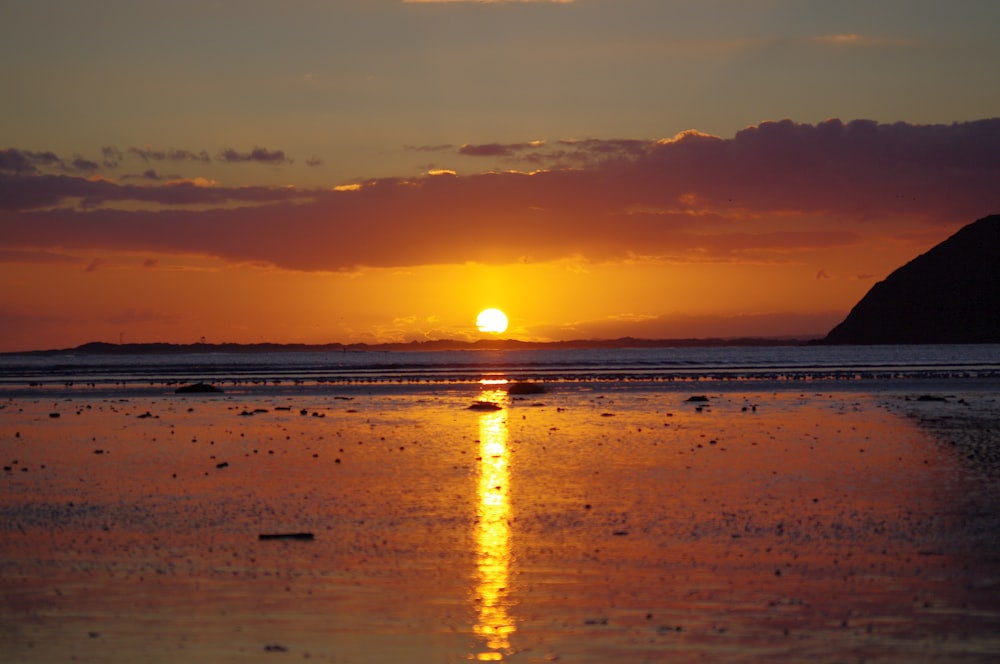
71, 157, 99, 172
128, 147, 212, 163
217, 147, 292, 165
459, 141, 544, 157
0, 172, 306, 211
2, 118, 998, 272
404, 144, 454, 152
0, 149, 67, 174
121, 169, 171, 182
101, 146, 123, 168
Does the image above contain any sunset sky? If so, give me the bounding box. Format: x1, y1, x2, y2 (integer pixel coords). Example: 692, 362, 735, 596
2, 0, 999, 351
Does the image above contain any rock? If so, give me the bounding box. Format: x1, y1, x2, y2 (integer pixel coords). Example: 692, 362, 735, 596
507, 381, 546, 395
175, 382, 222, 394
259, 533, 315, 541
685, 395, 710, 402
822, 215, 1000, 344
468, 401, 502, 411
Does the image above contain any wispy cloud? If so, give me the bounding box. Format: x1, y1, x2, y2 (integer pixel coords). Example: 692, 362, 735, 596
458, 141, 544, 157
404, 144, 455, 153
3, 145, 299, 177
812, 33, 914, 48
217, 147, 293, 165
0, 149, 98, 175
128, 147, 212, 163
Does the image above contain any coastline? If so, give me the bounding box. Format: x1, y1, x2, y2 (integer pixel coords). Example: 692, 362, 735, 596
2, 336, 820, 358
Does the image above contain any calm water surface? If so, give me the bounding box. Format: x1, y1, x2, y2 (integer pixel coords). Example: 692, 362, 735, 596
2, 344, 999, 395
1, 345, 999, 662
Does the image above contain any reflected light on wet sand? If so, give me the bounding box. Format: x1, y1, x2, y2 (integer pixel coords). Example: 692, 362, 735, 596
473, 393, 515, 660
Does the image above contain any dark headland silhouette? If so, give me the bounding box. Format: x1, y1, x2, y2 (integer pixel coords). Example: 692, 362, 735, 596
822, 214, 1000, 344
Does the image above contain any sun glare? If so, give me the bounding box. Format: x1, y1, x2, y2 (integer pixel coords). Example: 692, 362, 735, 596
476, 308, 509, 334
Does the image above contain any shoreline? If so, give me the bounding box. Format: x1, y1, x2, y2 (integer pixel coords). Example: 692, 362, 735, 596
4, 374, 1000, 402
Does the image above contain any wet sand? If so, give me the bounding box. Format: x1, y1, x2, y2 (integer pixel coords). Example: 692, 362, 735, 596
2, 387, 999, 662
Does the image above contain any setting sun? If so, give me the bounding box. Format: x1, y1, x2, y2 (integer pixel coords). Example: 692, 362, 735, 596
476, 308, 509, 334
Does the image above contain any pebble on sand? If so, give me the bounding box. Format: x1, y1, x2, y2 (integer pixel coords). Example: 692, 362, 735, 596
469, 401, 502, 411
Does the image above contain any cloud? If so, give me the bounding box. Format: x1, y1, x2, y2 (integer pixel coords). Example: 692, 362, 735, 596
163, 177, 220, 188
0, 149, 42, 174
405, 144, 454, 152
2, 119, 998, 272
0, 148, 92, 174
812, 34, 913, 48
217, 147, 292, 165
128, 147, 212, 163
455, 137, 650, 169
70, 157, 99, 172
101, 146, 123, 169
459, 141, 544, 157
0, 172, 303, 211
305, 156, 325, 167
121, 169, 173, 182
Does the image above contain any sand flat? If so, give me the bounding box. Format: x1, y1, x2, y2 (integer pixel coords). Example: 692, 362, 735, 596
2, 389, 999, 662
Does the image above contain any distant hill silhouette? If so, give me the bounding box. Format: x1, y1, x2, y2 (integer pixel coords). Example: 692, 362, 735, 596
822, 214, 1000, 344
7, 336, 812, 356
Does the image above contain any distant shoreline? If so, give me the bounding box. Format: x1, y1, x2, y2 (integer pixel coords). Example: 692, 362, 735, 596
2, 337, 818, 357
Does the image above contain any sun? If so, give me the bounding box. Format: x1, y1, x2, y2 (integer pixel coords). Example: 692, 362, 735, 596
476, 308, 509, 334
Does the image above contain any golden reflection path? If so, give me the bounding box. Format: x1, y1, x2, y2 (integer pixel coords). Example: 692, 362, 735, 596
472, 389, 515, 660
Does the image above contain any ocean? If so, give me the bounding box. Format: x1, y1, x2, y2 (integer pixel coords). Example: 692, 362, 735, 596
2, 343, 999, 397
3, 343, 1000, 661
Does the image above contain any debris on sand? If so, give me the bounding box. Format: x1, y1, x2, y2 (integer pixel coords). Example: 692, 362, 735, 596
468, 401, 502, 411
258, 532, 315, 541
175, 382, 222, 394
507, 381, 546, 395
685, 395, 710, 402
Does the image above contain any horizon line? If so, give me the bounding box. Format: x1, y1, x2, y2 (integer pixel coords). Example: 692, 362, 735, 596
3, 335, 825, 356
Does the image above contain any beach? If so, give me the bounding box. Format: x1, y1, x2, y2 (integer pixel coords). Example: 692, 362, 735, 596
2, 385, 999, 662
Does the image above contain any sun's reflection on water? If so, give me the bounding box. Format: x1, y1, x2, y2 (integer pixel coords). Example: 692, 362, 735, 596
473, 390, 514, 660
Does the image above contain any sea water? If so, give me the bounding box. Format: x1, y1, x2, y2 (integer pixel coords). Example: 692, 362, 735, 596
1, 344, 999, 397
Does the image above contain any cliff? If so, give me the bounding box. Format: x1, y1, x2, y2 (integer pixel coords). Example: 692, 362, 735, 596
822, 214, 1000, 344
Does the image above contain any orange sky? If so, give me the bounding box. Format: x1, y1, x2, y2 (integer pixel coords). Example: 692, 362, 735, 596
2, 2, 999, 351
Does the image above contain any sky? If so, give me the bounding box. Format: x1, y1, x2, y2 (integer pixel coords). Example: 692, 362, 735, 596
2, 0, 999, 351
